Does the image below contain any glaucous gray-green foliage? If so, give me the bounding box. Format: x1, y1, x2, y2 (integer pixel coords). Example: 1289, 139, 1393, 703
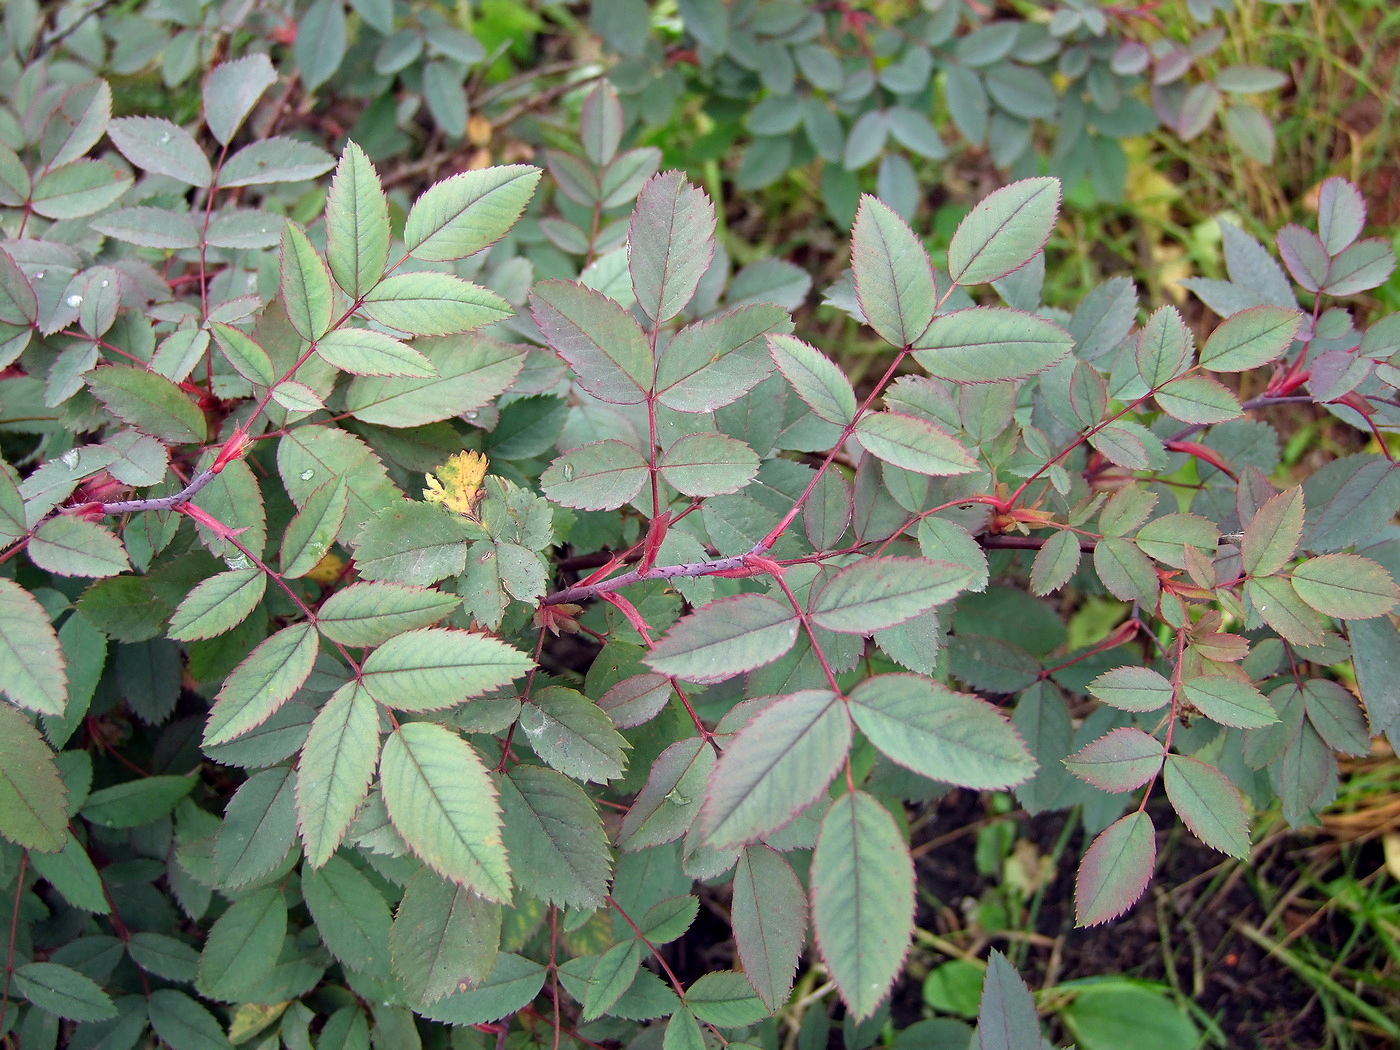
0, 12, 1395, 1050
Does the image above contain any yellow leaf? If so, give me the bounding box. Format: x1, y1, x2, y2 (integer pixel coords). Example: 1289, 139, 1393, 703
424, 450, 489, 519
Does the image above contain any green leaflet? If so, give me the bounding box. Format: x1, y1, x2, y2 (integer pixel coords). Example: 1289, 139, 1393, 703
658, 433, 759, 497
854, 411, 977, 476
303, 856, 393, 980
1075, 811, 1155, 927
315, 327, 434, 377
361, 627, 533, 711
213, 765, 298, 888
497, 764, 612, 909
13, 961, 115, 1022
1162, 754, 1250, 858
808, 555, 974, 634
767, 333, 858, 425
344, 334, 524, 427
315, 581, 461, 648
1199, 305, 1300, 371
0, 703, 68, 851
811, 791, 914, 1021
86, 365, 207, 444
519, 686, 628, 783
851, 195, 937, 347
352, 502, 477, 585
1134, 305, 1193, 388
701, 690, 849, 848
628, 170, 716, 325
280, 478, 349, 579
296, 681, 379, 867
912, 307, 1072, 384
530, 280, 653, 405
405, 164, 541, 262
1291, 553, 1399, 618
279, 221, 333, 341
380, 721, 511, 900
204, 622, 319, 747
647, 593, 799, 684
195, 886, 288, 1000
846, 674, 1035, 789
168, 569, 265, 641
0, 576, 68, 716
358, 273, 512, 337
325, 140, 391, 298
1063, 727, 1164, 793
655, 305, 789, 412
732, 846, 807, 1012
946, 176, 1059, 286
541, 439, 650, 511
392, 867, 501, 1004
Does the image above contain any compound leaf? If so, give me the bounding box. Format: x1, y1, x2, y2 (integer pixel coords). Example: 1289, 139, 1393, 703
1162, 754, 1250, 858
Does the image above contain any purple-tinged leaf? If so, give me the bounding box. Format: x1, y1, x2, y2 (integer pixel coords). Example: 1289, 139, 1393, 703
540, 439, 649, 511
851, 195, 937, 347
913, 307, 1072, 383
1089, 421, 1160, 470
530, 280, 652, 404
1088, 666, 1173, 713
732, 846, 807, 1012
1063, 727, 1163, 793
977, 950, 1041, 1050
767, 333, 857, 425
1321, 239, 1396, 296
1347, 617, 1400, 736
1179, 674, 1277, 729
1163, 754, 1250, 858
628, 171, 716, 324
700, 690, 849, 847
659, 433, 758, 497
1198, 305, 1300, 372
812, 791, 913, 1020
1075, 810, 1155, 926
854, 411, 977, 476
809, 556, 974, 634
1276, 224, 1329, 292
1291, 553, 1398, 618
1316, 177, 1366, 256
580, 81, 623, 167
204, 54, 277, 146
598, 673, 672, 730
1242, 486, 1303, 577
847, 674, 1035, 789
947, 177, 1060, 286
647, 594, 799, 685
